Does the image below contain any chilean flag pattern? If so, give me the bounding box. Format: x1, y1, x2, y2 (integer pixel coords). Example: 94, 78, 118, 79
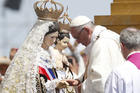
39, 59, 56, 80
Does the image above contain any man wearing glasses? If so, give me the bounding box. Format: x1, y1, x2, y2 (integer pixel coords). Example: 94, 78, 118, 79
66, 16, 125, 93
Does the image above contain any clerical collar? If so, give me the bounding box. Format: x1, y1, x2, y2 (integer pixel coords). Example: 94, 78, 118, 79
127, 51, 140, 59
127, 51, 140, 70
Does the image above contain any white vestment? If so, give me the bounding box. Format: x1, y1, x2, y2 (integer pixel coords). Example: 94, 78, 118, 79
78, 25, 125, 93
105, 52, 140, 93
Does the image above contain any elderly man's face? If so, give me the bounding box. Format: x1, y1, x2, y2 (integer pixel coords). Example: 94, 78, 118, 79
70, 27, 91, 46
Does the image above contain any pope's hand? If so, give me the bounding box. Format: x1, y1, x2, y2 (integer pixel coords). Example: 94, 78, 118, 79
65, 79, 80, 86
56, 80, 69, 89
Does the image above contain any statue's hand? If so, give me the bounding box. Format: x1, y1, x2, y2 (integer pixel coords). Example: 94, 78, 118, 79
65, 79, 80, 86
56, 80, 69, 89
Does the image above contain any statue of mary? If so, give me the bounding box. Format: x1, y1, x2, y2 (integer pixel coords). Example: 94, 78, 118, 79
1, 0, 64, 93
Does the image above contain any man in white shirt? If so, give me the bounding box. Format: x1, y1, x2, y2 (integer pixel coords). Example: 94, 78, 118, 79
66, 16, 124, 93
105, 27, 140, 93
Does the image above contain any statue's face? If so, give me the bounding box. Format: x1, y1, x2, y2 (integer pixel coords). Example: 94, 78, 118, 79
44, 31, 58, 47
57, 36, 70, 49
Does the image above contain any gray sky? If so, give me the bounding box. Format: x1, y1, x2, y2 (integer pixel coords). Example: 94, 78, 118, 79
60, 0, 113, 20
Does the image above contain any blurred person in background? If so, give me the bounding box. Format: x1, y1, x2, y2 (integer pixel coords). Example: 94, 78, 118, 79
0, 47, 18, 89
0, 56, 10, 92
67, 54, 79, 78
9, 48, 18, 61
105, 27, 140, 93
67, 54, 81, 93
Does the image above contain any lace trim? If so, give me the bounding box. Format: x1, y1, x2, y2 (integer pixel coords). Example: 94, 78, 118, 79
1, 20, 54, 93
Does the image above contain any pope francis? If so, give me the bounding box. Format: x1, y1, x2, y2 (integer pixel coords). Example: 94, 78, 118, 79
66, 16, 125, 93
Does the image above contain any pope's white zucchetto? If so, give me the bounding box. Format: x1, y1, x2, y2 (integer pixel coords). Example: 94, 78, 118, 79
70, 16, 91, 27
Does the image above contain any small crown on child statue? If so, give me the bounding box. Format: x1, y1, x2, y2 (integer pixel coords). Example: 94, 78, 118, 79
34, 0, 64, 21
59, 7, 71, 31
59, 22, 70, 32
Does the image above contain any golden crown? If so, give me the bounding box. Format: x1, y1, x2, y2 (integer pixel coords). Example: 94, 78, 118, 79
59, 7, 71, 31
34, 0, 64, 21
